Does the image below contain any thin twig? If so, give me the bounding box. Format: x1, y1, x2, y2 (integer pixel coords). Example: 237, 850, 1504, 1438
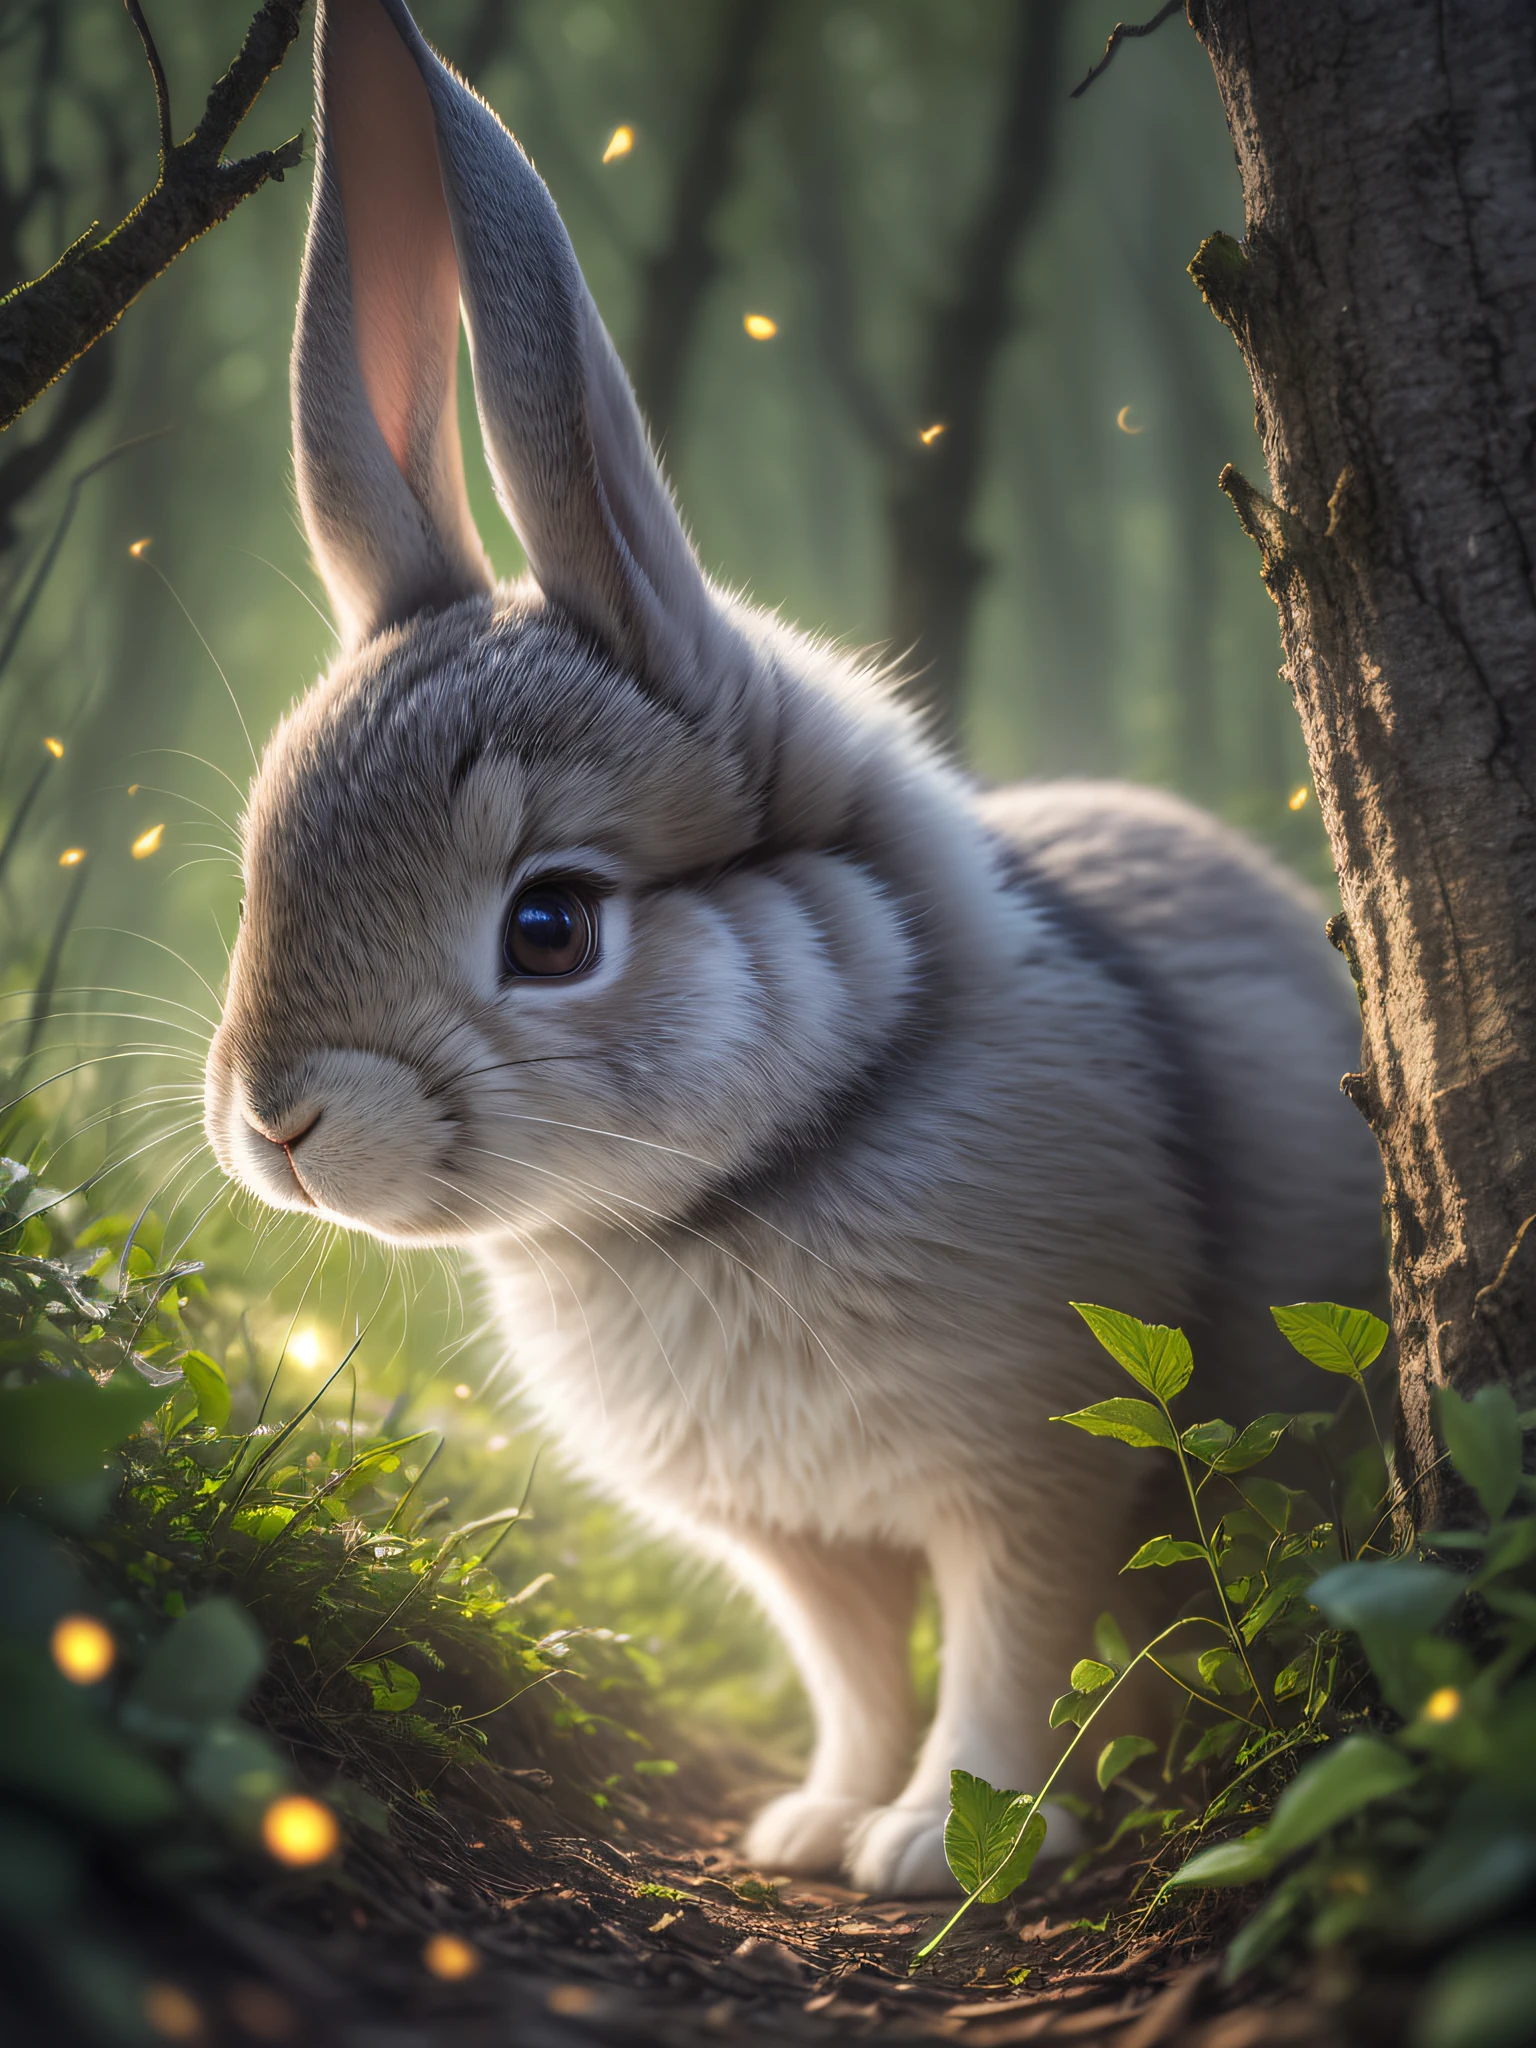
1070, 1, 1184, 100
123, 0, 173, 165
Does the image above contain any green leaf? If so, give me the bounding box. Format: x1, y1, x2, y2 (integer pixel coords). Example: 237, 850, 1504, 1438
1214, 1413, 1292, 1473
127, 1598, 266, 1731
1052, 1399, 1176, 1451
1069, 1658, 1117, 1695
1124, 1535, 1207, 1570
1433, 1383, 1524, 1524
183, 1718, 288, 1820
349, 1657, 421, 1713
1095, 1735, 1157, 1790
0, 1374, 161, 1490
1197, 1647, 1248, 1695
1180, 1419, 1236, 1465
1270, 1302, 1388, 1379
1167, 1832, 1272, 1888
176, 1350, 230, 1432
1261, 1734, 1417, 1861
1418, 1934, 1536, 2048
1184, 1719, 1243, 1766
1273, 1656, 1311, 1701
944, 1771, 1046, 1903
1093, 1612, 1129, 1670
1309, 1559, 1465, 1638
1049, 1691, 1093, 1729
1071, 1304, 1193, 1400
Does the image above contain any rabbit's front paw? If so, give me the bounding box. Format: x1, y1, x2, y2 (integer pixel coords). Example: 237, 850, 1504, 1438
741, 1791, 872, 1876
845, 1803, 957, 1897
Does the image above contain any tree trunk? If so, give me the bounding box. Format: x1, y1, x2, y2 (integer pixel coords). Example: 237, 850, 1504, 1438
1187, 1, 1536, 1521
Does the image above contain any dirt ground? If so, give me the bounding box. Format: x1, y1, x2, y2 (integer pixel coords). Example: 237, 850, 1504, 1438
55, 1764, 1424, 2048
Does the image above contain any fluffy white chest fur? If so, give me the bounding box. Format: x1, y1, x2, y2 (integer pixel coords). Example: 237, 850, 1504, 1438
203, 0, 1384, 1901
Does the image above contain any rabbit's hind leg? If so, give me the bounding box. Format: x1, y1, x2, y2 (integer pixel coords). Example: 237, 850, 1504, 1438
725, 1530, 922, 1878
847, 1512, 1101, 1897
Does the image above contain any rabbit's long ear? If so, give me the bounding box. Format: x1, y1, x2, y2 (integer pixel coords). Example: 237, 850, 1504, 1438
294, 0, 493, 646
365, 0, 731, 713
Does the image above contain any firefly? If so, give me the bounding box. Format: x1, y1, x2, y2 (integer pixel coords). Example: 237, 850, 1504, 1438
1423, 1685, 1461, 1724
919, 423, 945, 446
129, 537, 153, 558
132, 822, 166, 857
423, 1933, 480, 1981
1116, 405, 1143, 435
261, 1794, 339, 1866
743, 313, 778, 341
454, 1382, 472, 1399
1288, 787, 1310, 812
58, 847, 86, 867
602, 125, 633, 163
51, 1614, 116, 1684
43, 736, 64, 759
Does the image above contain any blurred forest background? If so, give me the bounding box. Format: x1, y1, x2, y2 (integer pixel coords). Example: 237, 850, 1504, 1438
0, 0, 1325, 1752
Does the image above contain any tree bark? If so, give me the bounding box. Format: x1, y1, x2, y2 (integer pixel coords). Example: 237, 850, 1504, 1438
1187, 2, 1536, 1520
0, 0, 307, 433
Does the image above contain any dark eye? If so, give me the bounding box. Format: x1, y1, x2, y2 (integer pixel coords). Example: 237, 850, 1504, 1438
502, 881, 598, 978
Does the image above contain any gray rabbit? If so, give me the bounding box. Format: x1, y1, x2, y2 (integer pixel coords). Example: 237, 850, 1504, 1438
203, 0, 1382, 1895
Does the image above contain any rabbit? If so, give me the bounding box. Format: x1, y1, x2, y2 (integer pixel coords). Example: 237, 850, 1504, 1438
202, 0, 1384, 1896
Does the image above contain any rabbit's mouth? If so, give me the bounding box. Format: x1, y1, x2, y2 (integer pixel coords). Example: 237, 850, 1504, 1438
205, 1046, 468, 1245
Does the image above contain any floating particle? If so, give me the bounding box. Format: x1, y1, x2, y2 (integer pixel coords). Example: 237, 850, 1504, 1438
58, 847, 86, 867
602, 124, 633, 163
43, 736, 64, 758
1116, 405, 1143, 435
1287, 787, 1310, 812
743, 313, 778, 340
919, 423, 945, 446
129, 537, 153, 558
132, 822, 166, 857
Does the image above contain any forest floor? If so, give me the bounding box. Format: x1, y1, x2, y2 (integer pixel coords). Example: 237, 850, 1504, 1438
87, 1761, 1418, 2048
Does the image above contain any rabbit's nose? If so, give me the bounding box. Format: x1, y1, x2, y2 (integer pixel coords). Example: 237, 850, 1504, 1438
243, 1102, 322, 1150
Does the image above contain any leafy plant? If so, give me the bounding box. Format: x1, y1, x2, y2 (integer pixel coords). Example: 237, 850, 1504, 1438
918, 1300, 1536, 2047
0, 1154, 671, 2040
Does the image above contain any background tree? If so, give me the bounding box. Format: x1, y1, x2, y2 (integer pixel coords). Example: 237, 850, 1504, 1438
1185, 0, 1536, 1521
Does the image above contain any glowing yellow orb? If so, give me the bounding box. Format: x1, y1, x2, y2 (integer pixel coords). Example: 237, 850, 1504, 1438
58, 847, 86, 867
743, 313, 778, 341
919, 423, 946, 446
1288, 787, 1310, 812
132, 822, 166, 858
423, 1932, 480, 1980
454, 1382, 472, 1400
51, 1613, 116, 1684
129, 537, 153, 559
1423, 1685, 1461, 1724
261, 1794, 339, 1866
44, 736, 64, 759
602, 125, 634, 163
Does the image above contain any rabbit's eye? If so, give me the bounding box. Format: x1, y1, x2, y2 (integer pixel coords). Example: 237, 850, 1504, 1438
503, 882, 598, 978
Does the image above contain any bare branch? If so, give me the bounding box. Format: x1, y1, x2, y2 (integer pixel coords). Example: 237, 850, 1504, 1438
123, 0, 173, 166
1070, 2, 1185, 101
0, 0, 308, 433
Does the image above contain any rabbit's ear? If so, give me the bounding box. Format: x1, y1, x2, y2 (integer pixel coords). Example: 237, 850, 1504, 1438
361, 0, 732, 714
294, 0, 493, 646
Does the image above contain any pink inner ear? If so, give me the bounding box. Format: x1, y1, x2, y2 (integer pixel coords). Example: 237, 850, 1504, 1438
325, 0, 462, 483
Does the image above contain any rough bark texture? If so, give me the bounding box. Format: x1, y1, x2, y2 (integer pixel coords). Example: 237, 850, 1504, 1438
1187, 1, 1536, 1520
0, 0, 307, 433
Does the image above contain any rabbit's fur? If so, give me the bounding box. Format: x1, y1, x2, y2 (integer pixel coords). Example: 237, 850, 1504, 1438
204, 0, 1384, 1895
